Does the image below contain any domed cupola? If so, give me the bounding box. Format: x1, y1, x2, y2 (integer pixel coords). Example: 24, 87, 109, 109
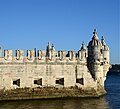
87, 29, 102, 80
101, 36, 106, 46
87, 29, 102, 63
78, 42, 87, 61
101, 36, 109, 51
101, 36, 110, 63
88, 29, 101, 47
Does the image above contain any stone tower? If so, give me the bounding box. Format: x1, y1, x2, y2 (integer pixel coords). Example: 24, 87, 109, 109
78, 42, 87, 61
0, 29, 111, 98
101, 36, 109, 64
46, 42, 56, 60
46, 42, 51, 58
87, 29, 102, 80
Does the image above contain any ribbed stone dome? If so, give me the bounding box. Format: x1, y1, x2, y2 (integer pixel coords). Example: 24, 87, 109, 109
88, 29, 101, 47
101, 36, 109, 51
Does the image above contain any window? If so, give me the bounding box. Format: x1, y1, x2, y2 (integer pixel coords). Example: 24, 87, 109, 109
104, 58, 107, 60
34, 80, 38, 84
76, 78, 84, 85
34, 78, 42, 85
13, 79, 20, 87
56, 78, 64, 85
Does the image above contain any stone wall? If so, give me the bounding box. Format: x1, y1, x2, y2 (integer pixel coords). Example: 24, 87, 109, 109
0, 61, 94, 90
0, 30, 111, 94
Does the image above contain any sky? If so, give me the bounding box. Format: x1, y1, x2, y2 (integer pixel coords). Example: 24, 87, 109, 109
0, 0, 119, 64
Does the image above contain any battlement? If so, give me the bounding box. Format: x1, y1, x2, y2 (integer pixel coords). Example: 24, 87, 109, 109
0, 48, 87, 64
0, 36, 109, 65
0, 30, 111, 95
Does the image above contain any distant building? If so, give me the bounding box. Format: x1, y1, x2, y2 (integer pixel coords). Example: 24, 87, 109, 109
0, 29, 111, 93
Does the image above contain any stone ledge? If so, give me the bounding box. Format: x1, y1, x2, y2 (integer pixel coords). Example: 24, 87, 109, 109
0, 87, 106, 101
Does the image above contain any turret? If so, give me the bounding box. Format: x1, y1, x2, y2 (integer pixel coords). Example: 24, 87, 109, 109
51, 43, 55, 51
46, 42, 56, 60
46, 42, 50, 58
88, 29, 102, 62
87, 29, 102, 80
101, 36, 109, 64
78, 42, 87, 61
51, 43, 56, 60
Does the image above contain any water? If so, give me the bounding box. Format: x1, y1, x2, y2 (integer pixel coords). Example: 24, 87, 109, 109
0, 72, 119, 109
105, 72, 120, 109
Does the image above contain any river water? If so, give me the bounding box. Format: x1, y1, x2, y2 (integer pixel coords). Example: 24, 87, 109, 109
0, 72, 119, 109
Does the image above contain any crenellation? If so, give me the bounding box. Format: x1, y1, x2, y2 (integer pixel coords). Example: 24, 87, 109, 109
68, 51, 76, 60
16, 50, 24, 60
58, 51, 66, 60
14, 50, 24, 64
4, 50, 14, 61
37, 50, 45, 60
0, 29, 111, 96
27, 50, 35, 61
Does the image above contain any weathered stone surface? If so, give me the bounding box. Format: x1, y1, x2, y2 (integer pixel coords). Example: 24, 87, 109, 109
0, 30, 111, 99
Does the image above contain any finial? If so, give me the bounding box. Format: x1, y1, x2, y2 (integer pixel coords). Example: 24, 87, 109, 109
81, 41, 86, 50
46, 41, 50, 51
94, 29, 96, 32
48, 41, 50, 46
93, 29, 97, 35
51, 43, 55, 51
47, 41, 50, 48
52, 43, 54, 48
92, 28, 98, 40
102, 36, 104, 40
82, 41, 85, 46
101, 36, 106, 45
46, 42, 50, 57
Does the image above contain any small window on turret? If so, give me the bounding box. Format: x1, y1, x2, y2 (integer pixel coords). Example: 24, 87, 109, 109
100, 49, 103, 54
97, 59, 100, 61
85, 53, 87, 57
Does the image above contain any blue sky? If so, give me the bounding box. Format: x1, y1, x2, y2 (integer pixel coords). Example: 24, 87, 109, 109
0, 0, 119, 64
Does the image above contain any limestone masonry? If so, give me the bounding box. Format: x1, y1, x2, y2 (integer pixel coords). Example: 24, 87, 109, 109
0, 29, 111, 94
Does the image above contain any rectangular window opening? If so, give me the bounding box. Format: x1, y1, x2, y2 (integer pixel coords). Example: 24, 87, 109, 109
76, 78, 84, 85
56, 78, 64, 85
13, 79, 20, 87
34, 78, 42, 86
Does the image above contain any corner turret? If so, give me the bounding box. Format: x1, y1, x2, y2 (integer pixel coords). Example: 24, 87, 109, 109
78, 42, 87, 61
51, 43, 55, 51
46, 42, 50, 58
46, 42, 56, 60
88, 29, 101, 63
101, 36, 109, 64
87, 29, 102, 80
